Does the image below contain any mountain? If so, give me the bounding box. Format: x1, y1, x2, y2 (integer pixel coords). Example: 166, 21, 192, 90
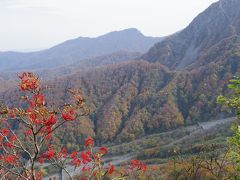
3, 58, 237, 144
0, 51, 141, 92
46, 0, 239, 143
142, 0, 240, 70
1, 0, 240, 146
36, 51, 141, 78
0, 28, 162, 72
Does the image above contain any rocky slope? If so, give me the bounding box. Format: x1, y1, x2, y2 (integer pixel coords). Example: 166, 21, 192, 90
142, 0, 240, 70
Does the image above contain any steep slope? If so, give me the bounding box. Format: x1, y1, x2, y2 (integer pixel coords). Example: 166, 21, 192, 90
0, 28, 161, 71
40, 0, 240, 143
3, 55, 239, 144
48, 54, 239, 144
1, 0, 240, 146
142, 0, 240, 70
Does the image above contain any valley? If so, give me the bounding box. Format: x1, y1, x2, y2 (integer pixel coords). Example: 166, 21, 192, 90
1, 0, 240, 179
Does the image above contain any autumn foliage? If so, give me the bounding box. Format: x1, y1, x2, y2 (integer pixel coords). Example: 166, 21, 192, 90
0, 72, 147, 180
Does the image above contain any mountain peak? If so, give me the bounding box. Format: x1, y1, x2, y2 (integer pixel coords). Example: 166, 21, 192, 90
99, 28, 144, 39
142, 0, 240, 70
119, 28, 143, 35
0, 28, 162, 71
118, 28, 141, 33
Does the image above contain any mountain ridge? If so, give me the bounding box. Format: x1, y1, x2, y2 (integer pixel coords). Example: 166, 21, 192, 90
0, 28, 162, 72
1, 0, 240, 144
141, 0, 240, 70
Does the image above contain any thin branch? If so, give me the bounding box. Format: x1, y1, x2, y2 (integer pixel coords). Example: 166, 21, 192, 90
0, 164, 28, 180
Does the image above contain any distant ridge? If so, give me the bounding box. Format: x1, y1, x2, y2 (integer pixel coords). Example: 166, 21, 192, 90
0, 28, 162, 71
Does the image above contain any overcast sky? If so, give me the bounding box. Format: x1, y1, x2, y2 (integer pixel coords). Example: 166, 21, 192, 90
0, 0, 218, 51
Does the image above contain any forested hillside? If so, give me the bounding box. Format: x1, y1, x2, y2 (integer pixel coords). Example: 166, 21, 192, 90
2, 57, 239, 145
1, 0, 240, 146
